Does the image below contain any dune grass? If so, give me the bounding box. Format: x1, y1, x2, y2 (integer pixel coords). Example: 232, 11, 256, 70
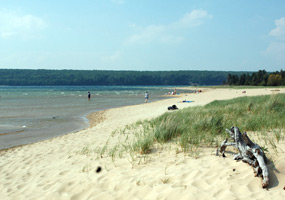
91, 93, 285, 162
132, 94, 285, 154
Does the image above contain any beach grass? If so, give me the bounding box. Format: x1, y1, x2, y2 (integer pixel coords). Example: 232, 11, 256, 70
94, 93, 285, 161
131, 94, 285, 154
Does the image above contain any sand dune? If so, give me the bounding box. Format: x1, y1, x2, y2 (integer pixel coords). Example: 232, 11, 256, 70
0, 87, 285, 200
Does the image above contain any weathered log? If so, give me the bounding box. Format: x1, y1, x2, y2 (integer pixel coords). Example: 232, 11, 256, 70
219, 127, 269, 188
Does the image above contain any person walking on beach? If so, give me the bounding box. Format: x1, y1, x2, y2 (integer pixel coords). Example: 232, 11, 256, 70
145, 91, 149, 103
88, 91, 91, 100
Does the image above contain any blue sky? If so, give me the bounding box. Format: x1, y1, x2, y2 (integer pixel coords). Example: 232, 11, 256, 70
0, 0, 284, 71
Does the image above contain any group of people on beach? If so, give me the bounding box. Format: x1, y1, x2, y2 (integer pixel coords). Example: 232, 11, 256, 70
167, 88, 177, 95
194, 89, 202, 94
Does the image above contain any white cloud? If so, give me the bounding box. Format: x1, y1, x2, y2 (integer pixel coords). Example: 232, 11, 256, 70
126, 25, 166, 44
0, 9, 47, 39
125, 9, 211, 45
270, 17, 285, 40
176, 9, 213, 28
263, 17, 285, 66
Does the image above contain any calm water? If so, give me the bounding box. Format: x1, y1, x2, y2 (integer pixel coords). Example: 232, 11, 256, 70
0, 86, 187, 149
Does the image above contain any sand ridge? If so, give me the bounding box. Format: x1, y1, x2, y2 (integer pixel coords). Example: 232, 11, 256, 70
0, 87, 285, 200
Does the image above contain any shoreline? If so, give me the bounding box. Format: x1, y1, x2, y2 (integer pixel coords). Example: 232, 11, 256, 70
0, 87, 181, 151
1, 87, 285, 199
0, 90, 183, 153
86, 110, 107, 128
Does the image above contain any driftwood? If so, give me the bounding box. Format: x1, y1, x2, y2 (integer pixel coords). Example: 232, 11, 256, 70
219, 127, 269, 188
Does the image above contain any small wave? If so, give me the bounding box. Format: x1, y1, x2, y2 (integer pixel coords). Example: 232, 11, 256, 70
0, 124, 21, 128
0, 129, 24, 136
0, 124, 25, 136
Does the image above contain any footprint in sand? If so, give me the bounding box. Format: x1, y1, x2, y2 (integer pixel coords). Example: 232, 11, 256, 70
58, 170, 69, 176
16, 184, 25, 190
247, 179, 260, 192
191, 179, 209, 189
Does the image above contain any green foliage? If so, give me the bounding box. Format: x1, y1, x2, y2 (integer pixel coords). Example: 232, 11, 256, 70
225, 70, 285, 86
133, 94, 285, 154
132, 133, 154, 154
0, 69, 244, 86
268, 74, 283, 86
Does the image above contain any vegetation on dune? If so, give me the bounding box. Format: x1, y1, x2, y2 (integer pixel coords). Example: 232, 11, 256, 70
80, 93, 284, 166
130, 94, 285, 154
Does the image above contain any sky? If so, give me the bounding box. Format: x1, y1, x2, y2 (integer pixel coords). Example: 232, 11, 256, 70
0, 0, 284, 72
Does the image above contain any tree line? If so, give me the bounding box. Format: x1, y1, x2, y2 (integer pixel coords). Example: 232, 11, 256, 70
225, 70, 285, 86
0, 69, 243, 86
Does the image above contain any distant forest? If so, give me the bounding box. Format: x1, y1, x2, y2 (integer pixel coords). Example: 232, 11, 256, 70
225, 70, 285, 86
0, 69, 245, 86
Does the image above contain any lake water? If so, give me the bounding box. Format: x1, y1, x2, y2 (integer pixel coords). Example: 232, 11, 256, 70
0, 86, 189, 150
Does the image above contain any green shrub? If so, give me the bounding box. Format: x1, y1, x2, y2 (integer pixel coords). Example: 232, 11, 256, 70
131, 94, 285, 154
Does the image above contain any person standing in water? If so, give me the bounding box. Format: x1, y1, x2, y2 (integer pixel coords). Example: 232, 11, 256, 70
88, 91, 91, 100
145, 91, 149, 103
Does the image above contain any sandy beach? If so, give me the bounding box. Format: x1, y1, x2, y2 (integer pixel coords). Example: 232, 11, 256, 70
1, 87, 285, 200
